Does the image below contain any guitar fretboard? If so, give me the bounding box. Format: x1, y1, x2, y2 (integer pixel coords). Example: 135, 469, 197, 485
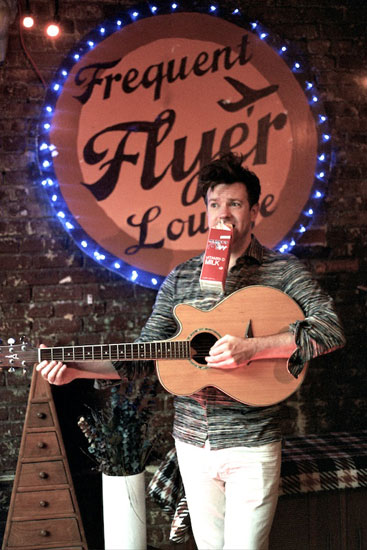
40, 341, 191, 362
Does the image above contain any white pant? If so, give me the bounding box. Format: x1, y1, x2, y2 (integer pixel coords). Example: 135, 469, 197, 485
175, 439, 282, 550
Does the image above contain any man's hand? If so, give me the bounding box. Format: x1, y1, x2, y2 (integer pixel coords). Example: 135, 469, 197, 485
36, 346, 81, 385
205, 335, 258, 369
205, 332, 297, 370
36, 360, 81, 385
36, 344, 121, 385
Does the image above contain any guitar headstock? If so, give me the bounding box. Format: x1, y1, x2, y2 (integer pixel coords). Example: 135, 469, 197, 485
0, 337, 38, 373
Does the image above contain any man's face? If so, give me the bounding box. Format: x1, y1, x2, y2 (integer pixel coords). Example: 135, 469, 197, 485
206, 182, 259, 249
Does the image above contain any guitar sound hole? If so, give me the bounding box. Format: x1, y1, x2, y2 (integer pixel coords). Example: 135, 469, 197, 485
191, 332, 218, 365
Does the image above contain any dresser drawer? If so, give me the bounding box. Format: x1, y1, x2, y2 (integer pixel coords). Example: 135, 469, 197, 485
7, 518, 82, 546
28, 403, 54, 428
13, 489, 74, 519
23, 432, 61, 458
18, 460, 67, 488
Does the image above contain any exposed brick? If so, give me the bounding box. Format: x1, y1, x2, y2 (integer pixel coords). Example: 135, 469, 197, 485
2, 135, 27, 153
7, 401, 28, 421
53, 301, 91, 318
307, 40, 331, 55
311, 258, 359, 274
32, 284, 84, 302
0, 238, 21, 253
32, 251, 84, 269
32, 316, 83, 334
0, 254, 32, 270
298, 228, 327, 246
0, 421, 24, 437
0, 287, 31, 304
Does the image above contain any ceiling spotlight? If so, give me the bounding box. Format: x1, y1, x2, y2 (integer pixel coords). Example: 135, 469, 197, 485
46, 21, 60, 37
22, 14, 34, 28
45, 0, 60, 38
21, 0, 34, 29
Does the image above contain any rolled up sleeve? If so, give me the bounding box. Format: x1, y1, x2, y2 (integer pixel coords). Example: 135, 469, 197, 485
282, 257, 346, 376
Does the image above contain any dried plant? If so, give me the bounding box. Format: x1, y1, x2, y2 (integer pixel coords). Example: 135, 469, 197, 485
78, 378, 159, 476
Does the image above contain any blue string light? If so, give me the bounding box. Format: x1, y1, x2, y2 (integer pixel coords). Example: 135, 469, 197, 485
38, 3, 333, 283
242, 19, 333, 255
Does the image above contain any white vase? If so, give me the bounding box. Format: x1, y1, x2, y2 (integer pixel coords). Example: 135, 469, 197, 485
102, 471, 147, 550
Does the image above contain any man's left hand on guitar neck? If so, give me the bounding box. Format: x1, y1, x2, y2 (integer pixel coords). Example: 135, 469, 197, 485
36, 345, 120, 385
205, 331, 297, 370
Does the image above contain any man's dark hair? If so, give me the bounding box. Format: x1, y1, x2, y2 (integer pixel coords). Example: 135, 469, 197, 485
198, 152, 261, 207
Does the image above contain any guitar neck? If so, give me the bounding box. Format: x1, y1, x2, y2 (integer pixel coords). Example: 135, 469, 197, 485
39, 341, 191, 363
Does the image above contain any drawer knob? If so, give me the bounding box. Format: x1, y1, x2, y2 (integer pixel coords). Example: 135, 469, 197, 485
38, 441, 46, 448
37, 412, 46, 419
40, 529, 50, 537
39, 471, 48, 479
39, 500, 48, 507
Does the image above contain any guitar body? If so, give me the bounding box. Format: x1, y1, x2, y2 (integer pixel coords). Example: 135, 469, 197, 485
156, 285, 307, 406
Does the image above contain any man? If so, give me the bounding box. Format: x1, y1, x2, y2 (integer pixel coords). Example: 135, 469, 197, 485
37, 153, 345, 549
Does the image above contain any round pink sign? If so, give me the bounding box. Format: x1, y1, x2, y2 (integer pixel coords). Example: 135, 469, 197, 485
41, 10, 325, 287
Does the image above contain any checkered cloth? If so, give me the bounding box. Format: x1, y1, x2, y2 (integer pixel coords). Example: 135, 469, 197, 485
148, 448, 190, 543
279, 431, 367, 495
147, 431, 367, 543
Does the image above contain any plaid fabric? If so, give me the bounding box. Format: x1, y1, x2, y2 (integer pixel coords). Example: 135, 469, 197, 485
148, 431, 367, 542
148, 448, 190, 543
279, 430, 367, 495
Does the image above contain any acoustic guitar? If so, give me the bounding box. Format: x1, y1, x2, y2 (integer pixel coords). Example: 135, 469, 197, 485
0, 286, 307, 406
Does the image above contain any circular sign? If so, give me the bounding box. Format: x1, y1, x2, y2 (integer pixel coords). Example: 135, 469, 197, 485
38, 7, 331, 288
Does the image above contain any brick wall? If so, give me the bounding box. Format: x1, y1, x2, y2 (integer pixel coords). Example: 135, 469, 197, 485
1, 0, 366, 547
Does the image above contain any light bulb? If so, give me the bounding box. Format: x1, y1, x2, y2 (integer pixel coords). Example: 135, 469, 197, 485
22, 15, 34, 28
46, 22, 60, 38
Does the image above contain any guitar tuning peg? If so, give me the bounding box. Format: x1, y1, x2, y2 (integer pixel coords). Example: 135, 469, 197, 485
9, 367, 16, 373
8, 337, 15, 345
22, 368, 27, 375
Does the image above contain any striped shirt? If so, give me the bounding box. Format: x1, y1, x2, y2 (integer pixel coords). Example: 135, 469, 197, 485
114, 236, 345, 450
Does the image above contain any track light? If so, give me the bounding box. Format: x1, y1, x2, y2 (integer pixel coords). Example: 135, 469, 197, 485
46, 21, 60, 37
22, 14, 34, 27
21, 0, 34, 28
45, 0, 60, 38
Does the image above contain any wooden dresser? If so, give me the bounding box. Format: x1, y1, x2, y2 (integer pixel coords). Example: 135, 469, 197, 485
2, 368, 88, 550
